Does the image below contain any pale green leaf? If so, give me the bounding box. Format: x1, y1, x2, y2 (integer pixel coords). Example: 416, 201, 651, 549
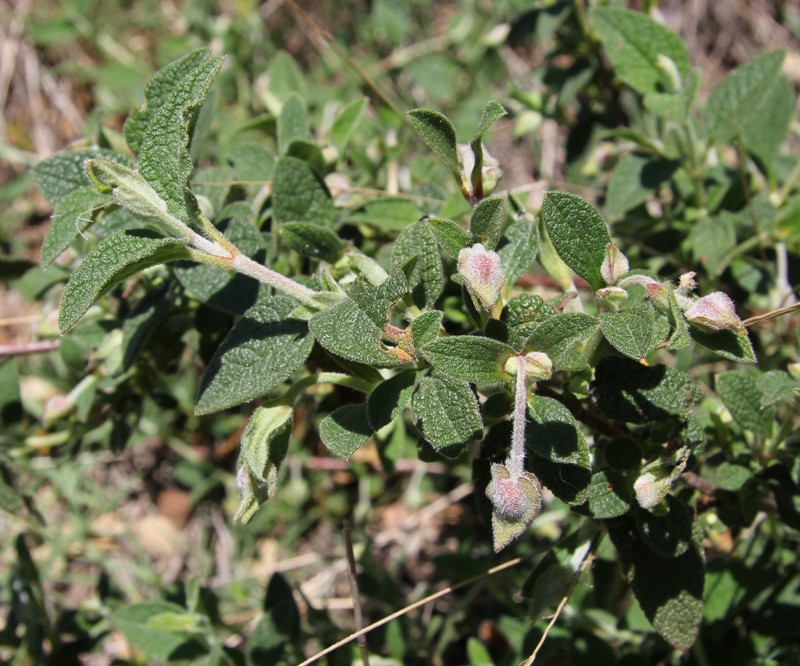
471, 100, 507, 143
41, 187, 111, 266
195, 295, 313, 414
277, 93, 310, 154
33, 147, 128, 208
239, 404, 292, 490
541, 192, 611, 290
741, 74, 795, 167
348, 197, 421, 231
411, 310, 443, 349
497, 211, 539, 285
59, 230, 190, 333
427, 216, 469, 258
606, 154, 678, 217
716, 370, 775, 434
330, 97, 368, 155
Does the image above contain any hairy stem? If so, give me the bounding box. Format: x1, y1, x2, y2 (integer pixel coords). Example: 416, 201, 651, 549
507, 356, 529, 480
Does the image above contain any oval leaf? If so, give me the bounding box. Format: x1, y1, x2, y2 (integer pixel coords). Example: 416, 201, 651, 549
420, 335, 514, 384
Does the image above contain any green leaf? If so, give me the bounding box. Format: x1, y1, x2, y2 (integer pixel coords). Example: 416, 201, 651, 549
41, 187, 111, 266
496, 211, 539, 285
121, 286, 173, 370
249, 574, 301, 661
124, 49, 213, 155
329, 97, 368, 155
392, 219, 445, 309
420, 335, 514, 384
594, 356, 702, 425
702, 461, 752, 492
33, 148, 128, 208
585, 470, 632, 519
427, 216, 469, 258
280, 222, 345, 262
757, 370, 800, 408
174, 218, 270, 316
367, 370, 417, 431
407, 108, 459, 171
272, 156, 336, 227
469, 196, 505, 249
524, 312, 598, 369
0, 360, 22, 429
716, 370, 775, 434
471, 100, 507, 144
411, 310, 443, 349
348, 197, 421, 231
412, 373, 482, 454
591, 7, 690, 95
741, 74, 795, 167
262, 51, 306, 115
688, 327, 757, 363
277, 92, 310, 154
605, 154, 679, 217
600, 304, 659, 360
540, 192, 611, 290
502, 294, 555, 351
687, 216, 736, 277
319, 403, 372, 459
608, 517, 704, 651
59, 230, 190, 333
138, 53, 224, 223
635, 496, 693, 558
114, 602, 206, 662
706, 50, 786, 143
526, 396, 592, 504
665, 288, 690, 351
195, 295, 313, 414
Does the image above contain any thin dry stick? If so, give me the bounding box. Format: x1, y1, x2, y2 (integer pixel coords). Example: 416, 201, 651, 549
0, 314, 42, 326
0, 340, 60, 357
297, 557, 524, 666
343, 520, 369, 666
524, 593, 570, 666
742, 301, 800, 327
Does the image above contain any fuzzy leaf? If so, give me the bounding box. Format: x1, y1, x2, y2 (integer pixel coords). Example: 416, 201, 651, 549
124, 50, 212, 154
329, 97, 368, 155
59, 230, 190, 333
277, 93, 310, 154
113, 602, 205, 662
486, 463, 542, 552
319, 403, 372, 459
420, 335, 514, 384
367, 370, 417, 431
411, 310, 443, 349
541, 192, 611, 290
41, 187, 111, 266
742, 74, 795, 167
392, 219, 445, 309
524, 312, 598, 368
33, 148, 128, 208
427, 217, 469, 258
706, 50, 786, 143
497, 211, 539, 285
591, 8, 690, 95
600, 304, 659, 360
272, 156, 336, 227
526, 396, 592, 504
469, 196, 505, 249
138, 54, 224, 223
280, 222, 345, 262
585, 470, 632, 519
606, 154, 678, 217
348, 198, 420, 231
635, 496, 693, 559
407, 109, 459, 171
502, 294, 555, 351
757, 370, 800, 408
716, 370, 775, 434
195, 295, 313, 414
608, 517, 704, 651
412, 373, 482, 454
688, 327, 756, 363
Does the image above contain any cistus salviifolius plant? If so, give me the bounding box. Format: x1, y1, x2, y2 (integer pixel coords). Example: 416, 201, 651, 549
27, 7, 800, 661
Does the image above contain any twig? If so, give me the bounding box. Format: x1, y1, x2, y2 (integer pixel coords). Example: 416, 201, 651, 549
297, 557, 524, 666
343, 520, 369, 666
524, 593, 570, 665
0, 340, 60, 357
742, 301, 800, 328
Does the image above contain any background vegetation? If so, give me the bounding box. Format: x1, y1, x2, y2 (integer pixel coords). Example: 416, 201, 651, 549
2, 1, 800, 664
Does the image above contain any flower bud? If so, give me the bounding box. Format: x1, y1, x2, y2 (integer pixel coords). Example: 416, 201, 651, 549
595, 286, 629, 304
457, 243, 505, 310
677, 271, 697, 294
486, 463, 543, 551
684, 291, 743, 332
503, 352, 552, 380
601, 244, 629, 285
456, 143, 503, 199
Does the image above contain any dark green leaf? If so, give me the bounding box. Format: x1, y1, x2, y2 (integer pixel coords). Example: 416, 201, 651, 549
412, 374, 482, 454
139, 54, 224, 223
496, 211, 539, 285
591, 7, 690, 95
367, 370, 417, 431
121, 286, 173, 370
585, 470, 632, 519
757, 370, 800, 408
702, 461, 752, 492
113, 602, 206, 662
272, 156, 336, 227
196, 295, 313, 414
33, 148, 128, 208
407, 109, 458, 171
348, 198, 420, 231
716, 370, 775, 434
469, 196, 505, 249
427, 216, 469, 258
600, 304, 659, 360
688, 327, 757, 363
0, 360, 22, 429
502, 294, 555, 351
319, 403, 372, 458
280, 222, 345, 262
541, 192, 611, 290
411, 310, 443, 349
59, 230, 190, 333
526, 396, 592, 504
606, 154, 678, 217
635, 496, 693, 558
608, 517, 704, 651
392, 220, 444, 309
525, 312, 598, 368
706, 50, 786, 143
41, 187, 111, 266
124, 49, 212, 154
420, 335, 514, 384
249, 573, 300, 661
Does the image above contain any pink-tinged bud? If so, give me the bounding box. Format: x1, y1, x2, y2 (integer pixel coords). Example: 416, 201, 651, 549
486, 463, 543, 551
601, 244, 629, 285
684, 291, 743, 332
458, 243, 505, 310
618, 275, 668, 309
633, 448, 689, 509
456, 144, 504, 199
